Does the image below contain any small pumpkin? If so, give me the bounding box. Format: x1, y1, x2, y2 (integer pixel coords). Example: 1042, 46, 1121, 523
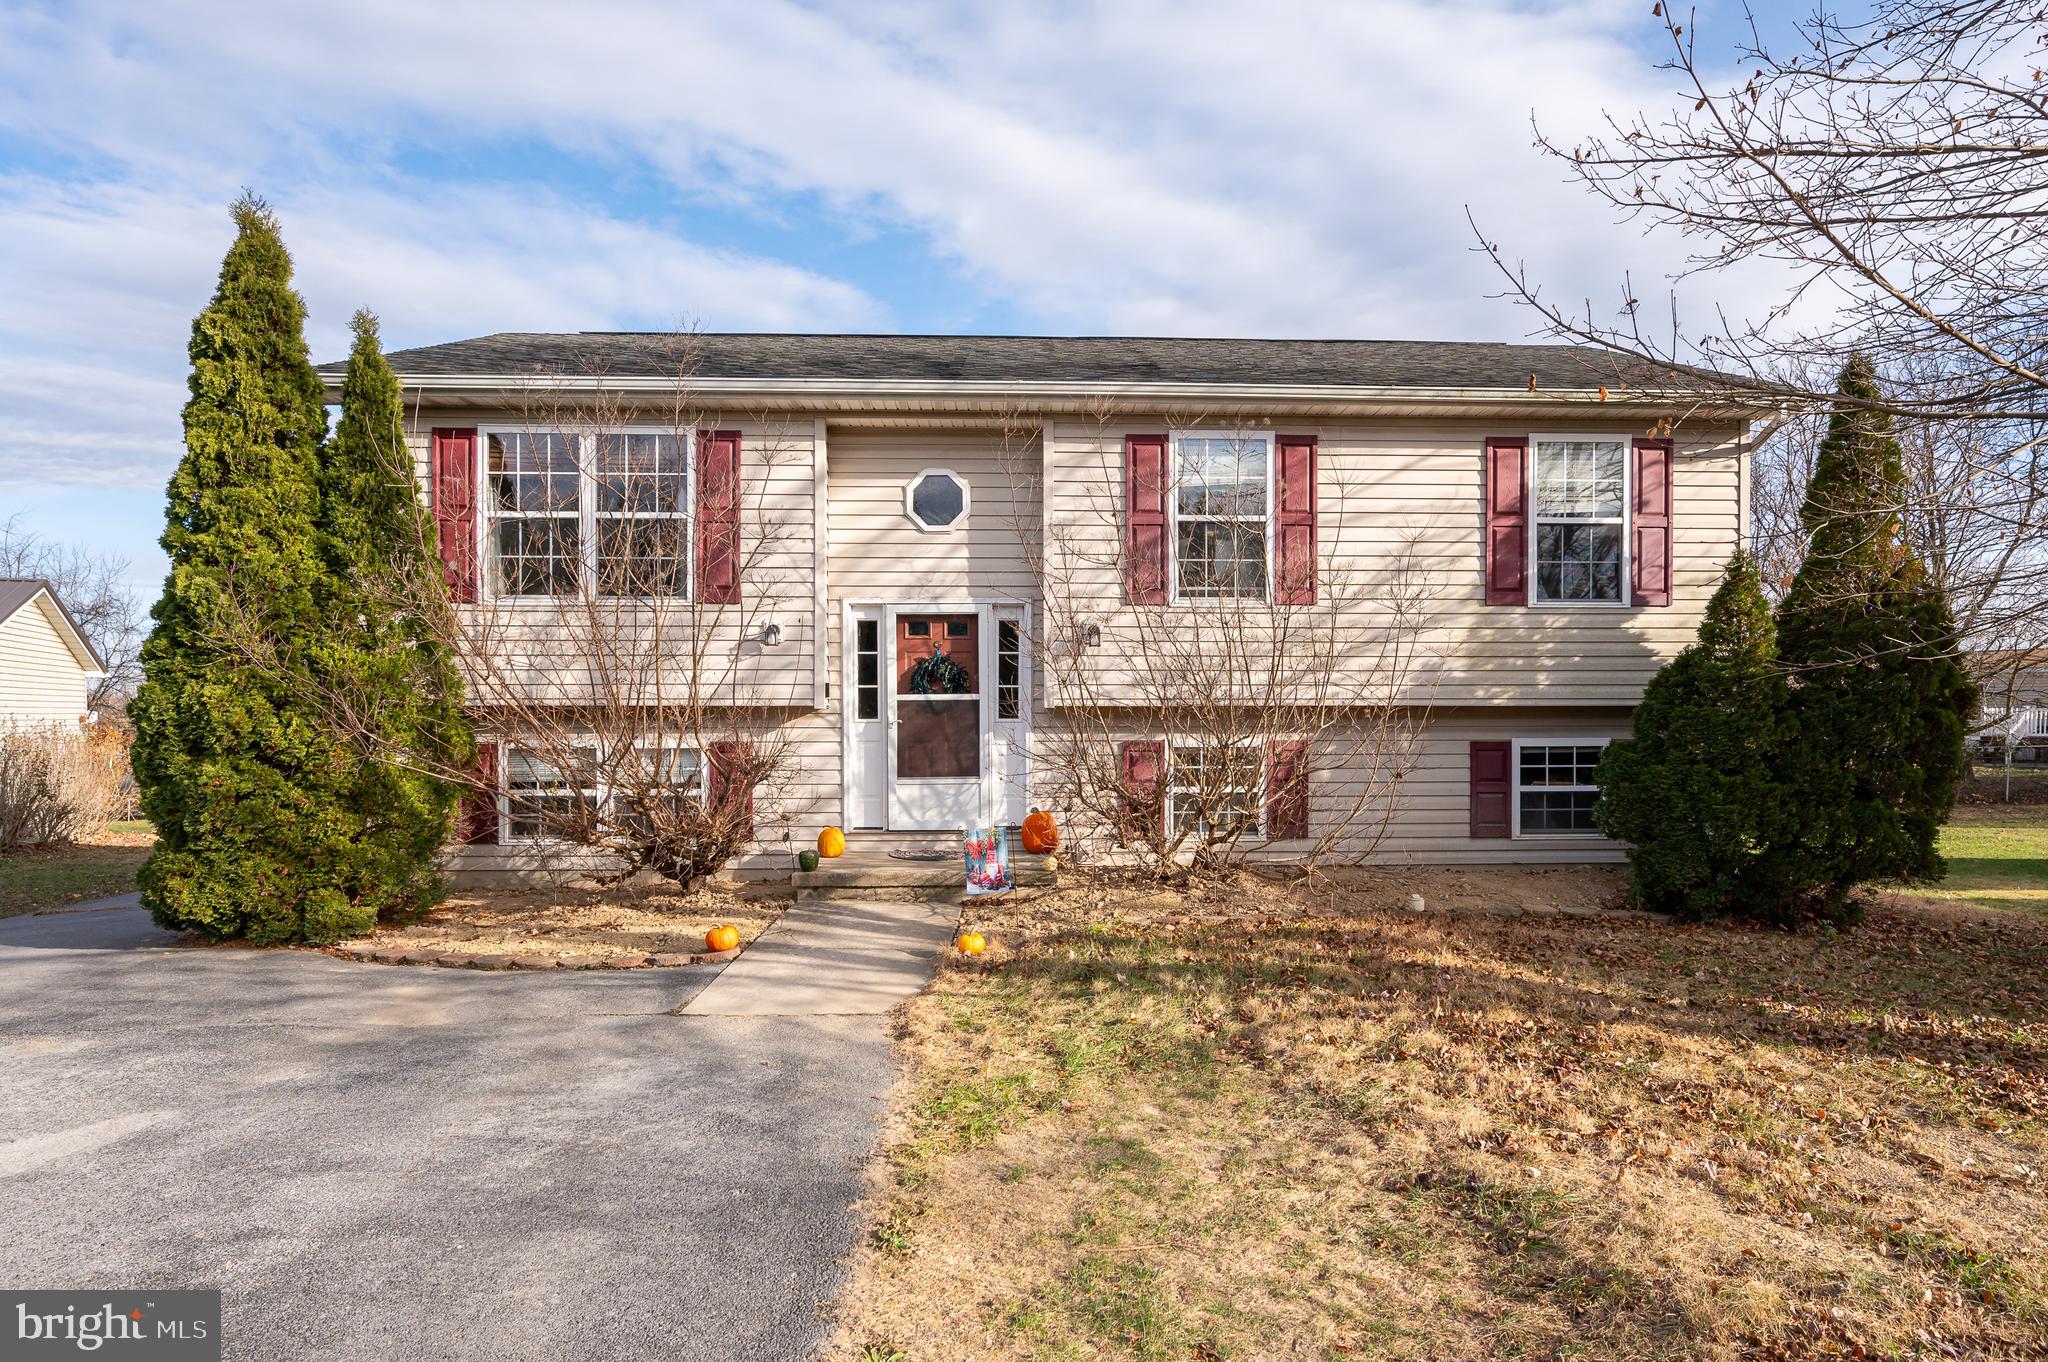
955, 931, 987, 956
1020, 808, 1060, 855
705, 923, 741, 953
797, 849, 820, 873
818, 826, 847, 858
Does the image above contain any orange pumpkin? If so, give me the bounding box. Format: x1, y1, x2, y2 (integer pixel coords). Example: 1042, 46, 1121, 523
955, 931, 987, 956
818, 826, 847, 858
705, 924, 741, 953
1020, 809, 1060, 855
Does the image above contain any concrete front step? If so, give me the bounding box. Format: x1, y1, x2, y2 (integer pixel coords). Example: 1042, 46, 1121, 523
791, 832, 1053, 892
794, 860, 1054, 891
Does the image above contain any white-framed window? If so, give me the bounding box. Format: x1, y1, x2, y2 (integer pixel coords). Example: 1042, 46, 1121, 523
1166, 739, 1264, 839
1171, 431, 1273, 601
486, 428, 692, 599
618, 740, 706, 833
904, 468, 970, 532
502, 742, 598, 843
498, 737, 705, 844
1513, 740, 1607, 836
996, 618, 1022, 720
1529, 436, 1628, 606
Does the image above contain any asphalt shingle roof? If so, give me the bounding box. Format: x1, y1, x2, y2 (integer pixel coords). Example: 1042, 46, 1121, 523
328, 332, 1697, 391
0, 578, 45, 622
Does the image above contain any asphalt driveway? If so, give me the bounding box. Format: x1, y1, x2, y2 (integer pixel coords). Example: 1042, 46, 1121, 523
0, 897, 900, 1361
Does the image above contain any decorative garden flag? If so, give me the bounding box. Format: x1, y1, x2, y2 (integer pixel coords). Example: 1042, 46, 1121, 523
963, 825, 1012, 896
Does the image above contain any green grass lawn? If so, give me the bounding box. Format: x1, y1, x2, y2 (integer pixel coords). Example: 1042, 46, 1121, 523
0, 822, 154, 918
1923, 802, 2048, 915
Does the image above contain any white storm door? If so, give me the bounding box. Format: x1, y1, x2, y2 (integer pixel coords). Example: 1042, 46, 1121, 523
886, 606, 988, 831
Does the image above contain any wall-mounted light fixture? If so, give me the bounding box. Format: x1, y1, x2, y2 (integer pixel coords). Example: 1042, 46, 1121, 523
1081, 622, 1101, 648
759, 621, 784, 647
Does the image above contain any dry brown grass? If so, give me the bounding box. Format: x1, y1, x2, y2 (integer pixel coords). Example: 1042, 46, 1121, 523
332, 883, 784, 963
832, 874, 2048, 1362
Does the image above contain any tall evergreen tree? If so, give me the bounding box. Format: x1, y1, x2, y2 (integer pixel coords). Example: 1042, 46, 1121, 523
307, 310, 472, 922
130, 195, 354, 944
1595, 553, 1800, 921
1774, 355, 1976, 919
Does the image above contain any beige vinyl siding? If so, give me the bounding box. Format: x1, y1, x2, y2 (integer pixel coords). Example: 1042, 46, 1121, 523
1031, 705, 1630, 867
402, 411, 819, 708
408, 399, 1742, 879
1043, 417, 1745, 707
823, 426, 1041, 667
0, 597, 93, 728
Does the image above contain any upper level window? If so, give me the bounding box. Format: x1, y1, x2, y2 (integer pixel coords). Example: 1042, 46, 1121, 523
487, 429, 691, 599
1173, 433, 1270, 601
905, 469, 969, 532
1531, 438, 1626, 604
1516, 742, 1604, 835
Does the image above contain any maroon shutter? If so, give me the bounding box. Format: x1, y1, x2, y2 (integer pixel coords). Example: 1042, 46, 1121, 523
1631, 437, 1674, 607
431, 427, 479, 603
1275, 435, 1318, 605
696, 429, 743, 605
1484, 437, 1528, 606
1124, 435, 1169, 605
708, 740, 754, 841
459, 741, 499, 845
1118, 739, 1164, 843
1265, 740, 1309, 840
1469, 740, 1512, 838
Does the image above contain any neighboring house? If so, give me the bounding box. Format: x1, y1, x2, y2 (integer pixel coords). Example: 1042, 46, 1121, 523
1970, 653, 2048, 760
316, 334, 1766, 879
0, 578, 106, 729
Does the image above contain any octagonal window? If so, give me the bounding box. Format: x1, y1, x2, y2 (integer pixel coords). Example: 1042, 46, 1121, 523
905, 468, 969, 532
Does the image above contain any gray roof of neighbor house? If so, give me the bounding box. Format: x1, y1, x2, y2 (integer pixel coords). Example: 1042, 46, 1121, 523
0, 577, 105, 672
320, 332, 1733, 394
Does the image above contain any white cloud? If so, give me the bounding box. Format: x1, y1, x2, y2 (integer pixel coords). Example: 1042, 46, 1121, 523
0, 173, 880, 492
0, 0, 1799, 504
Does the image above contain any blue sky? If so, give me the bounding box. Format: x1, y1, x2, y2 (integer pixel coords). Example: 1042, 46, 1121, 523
0, 0, 1808, 595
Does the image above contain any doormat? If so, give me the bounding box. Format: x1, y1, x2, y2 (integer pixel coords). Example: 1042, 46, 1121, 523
887, 848, 953, 862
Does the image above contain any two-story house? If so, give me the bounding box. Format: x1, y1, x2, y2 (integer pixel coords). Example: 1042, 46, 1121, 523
318, 334, 1760, 881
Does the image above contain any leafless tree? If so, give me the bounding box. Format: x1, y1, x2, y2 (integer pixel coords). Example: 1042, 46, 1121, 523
1474, 0, 2048, 696
0, 517, 144, 712
214, 343, 810, 889
997, 404, 1436, 881
1744, 354, 2047, 727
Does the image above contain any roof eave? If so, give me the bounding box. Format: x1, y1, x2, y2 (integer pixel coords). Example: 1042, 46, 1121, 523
331, 371, 1777, 420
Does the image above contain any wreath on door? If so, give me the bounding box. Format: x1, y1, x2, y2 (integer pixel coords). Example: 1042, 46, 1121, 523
907, 641, 972, 695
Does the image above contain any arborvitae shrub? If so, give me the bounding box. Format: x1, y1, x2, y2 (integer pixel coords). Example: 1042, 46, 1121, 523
1771, 356, 1976, 921
130, 196, 354, 943
307, 310, 471, 922
1596, 553, 1801, 921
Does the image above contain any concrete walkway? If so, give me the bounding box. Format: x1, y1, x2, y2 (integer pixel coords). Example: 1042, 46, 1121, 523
683, 897, 958, 1016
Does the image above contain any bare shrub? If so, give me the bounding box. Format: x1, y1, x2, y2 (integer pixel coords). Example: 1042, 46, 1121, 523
0, 723, 124, 849
1000, 404, 1435, 880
